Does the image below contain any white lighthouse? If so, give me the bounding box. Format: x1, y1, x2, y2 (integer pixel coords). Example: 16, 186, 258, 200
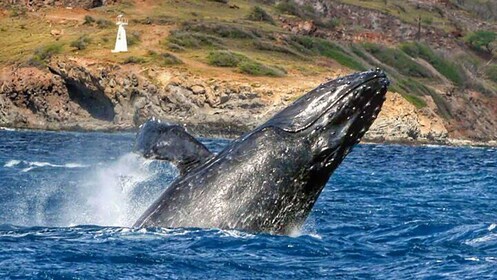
112, 15, 128, 53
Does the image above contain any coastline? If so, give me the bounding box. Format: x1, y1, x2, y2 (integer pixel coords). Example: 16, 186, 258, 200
1, 60, 495, 148
2, 124, 496, 148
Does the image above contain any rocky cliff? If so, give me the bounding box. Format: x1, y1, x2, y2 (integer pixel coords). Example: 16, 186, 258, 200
0, 58, 281, 136
0, 58, 453, 144
3, 0, 117, 10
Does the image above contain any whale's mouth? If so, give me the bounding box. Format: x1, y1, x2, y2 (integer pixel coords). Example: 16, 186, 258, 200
305, 73, 389, 135
263, 69, 389, 134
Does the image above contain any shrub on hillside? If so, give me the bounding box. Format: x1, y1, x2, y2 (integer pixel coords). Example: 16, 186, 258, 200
287, 36, 365, 70
238, 60, 285, 77
168, 31, 224, 48
124, 56, 146, 64
246, 6, 275, 25
400, 42, 464, 86
485, 65, 497, 83
207, 50, 285, 76
161, 53, 183, 65
207, 50, 246, 67
465, 30, 497, 54
10, 7, 27, 17
83, 15, 95, 25
70, 35, 91, 50
26, 44, 63, 67
401, 94, 427, 109
275, 0, 300, 16
363, 43, 430, 78
96, 19, 113, 29
182, 22, 259, 39
253, 40, 303, 58
147, 51, 183, 65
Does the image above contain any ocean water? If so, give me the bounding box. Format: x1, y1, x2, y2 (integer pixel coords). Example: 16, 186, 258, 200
0, 129, 496, 279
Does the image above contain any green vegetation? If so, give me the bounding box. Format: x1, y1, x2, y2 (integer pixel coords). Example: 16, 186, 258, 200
275, 0, 339, 28
397, 78, 434, 96
168, 31, 224, 49
421, 16, 433, 25
96, 19, 113, 29
127, 31, 141, 47
10, 6, 27, 18
182, 22, 259, 39
288, 36, 365, 70
146, 51, 183, 65
485, 65, 497, 83
160, 53, 183, 65
465, 30, 497, 54
316, 42, 365, 71
253, 40, 303, 58
401, 94, 427, 109
70, 35, 91, 51
363, 43, 430, 78
400, 42, 464, 86
27, 44, 63, 67
429, 91, 453, 119
275, 0, 300, 16
246, 6, 275, 25
238, 60, 285, 76
207, 50, 285, 76
124, 56, 146, 64
207, 50, 245, 67
83, 15, 95, 25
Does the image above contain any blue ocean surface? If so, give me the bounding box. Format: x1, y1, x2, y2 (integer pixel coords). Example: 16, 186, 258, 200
0, 129, 496, 279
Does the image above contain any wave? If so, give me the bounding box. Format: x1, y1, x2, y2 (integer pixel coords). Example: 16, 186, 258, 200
3, 159, 89, 172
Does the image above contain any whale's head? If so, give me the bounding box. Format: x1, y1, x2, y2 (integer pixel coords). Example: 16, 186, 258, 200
264, 69, 389, 171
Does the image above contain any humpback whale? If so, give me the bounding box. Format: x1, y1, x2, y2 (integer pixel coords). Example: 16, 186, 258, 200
133, 69, 390, 234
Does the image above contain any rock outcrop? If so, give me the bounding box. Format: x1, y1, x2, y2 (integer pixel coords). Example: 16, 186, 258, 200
0, 58, 453, 143
366, 92, 448, 143
0, 58, 278, 136
3, 0, 118, 10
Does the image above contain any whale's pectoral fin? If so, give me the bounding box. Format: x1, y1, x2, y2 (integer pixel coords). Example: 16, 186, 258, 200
134, 118, 213, 175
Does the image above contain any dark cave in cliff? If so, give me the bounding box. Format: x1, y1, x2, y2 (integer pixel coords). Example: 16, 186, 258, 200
65, 82, 115, 122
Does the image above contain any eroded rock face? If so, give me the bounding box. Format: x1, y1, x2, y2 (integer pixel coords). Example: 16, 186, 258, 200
0, 58, 451, 143
3, 0, 117, 10
0, 58, 273, 135
366, 92, 448, 143
290, 0, 457, 48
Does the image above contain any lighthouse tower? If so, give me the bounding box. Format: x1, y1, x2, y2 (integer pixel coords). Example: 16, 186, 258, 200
112, 15, 128, 53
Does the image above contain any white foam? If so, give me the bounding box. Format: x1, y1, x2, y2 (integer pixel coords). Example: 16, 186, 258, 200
4, 159, 89, 171
65, 153, 158, 227
488, 223, 497, 231
4, 160, 21, 167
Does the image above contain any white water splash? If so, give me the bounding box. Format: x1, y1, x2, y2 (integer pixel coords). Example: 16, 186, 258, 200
66, 153, 159, 227
2, 152, 172, 228
4, 159, 89, 172
4, 160, 21, 167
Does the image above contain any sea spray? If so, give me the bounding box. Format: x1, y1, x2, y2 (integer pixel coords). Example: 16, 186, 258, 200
66, 153, 167, 227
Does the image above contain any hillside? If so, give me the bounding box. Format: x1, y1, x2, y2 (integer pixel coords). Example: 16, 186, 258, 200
0, 0, 496, 145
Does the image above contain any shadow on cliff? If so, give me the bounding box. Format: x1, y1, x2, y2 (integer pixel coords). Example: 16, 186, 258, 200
64, 81, 115, 122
